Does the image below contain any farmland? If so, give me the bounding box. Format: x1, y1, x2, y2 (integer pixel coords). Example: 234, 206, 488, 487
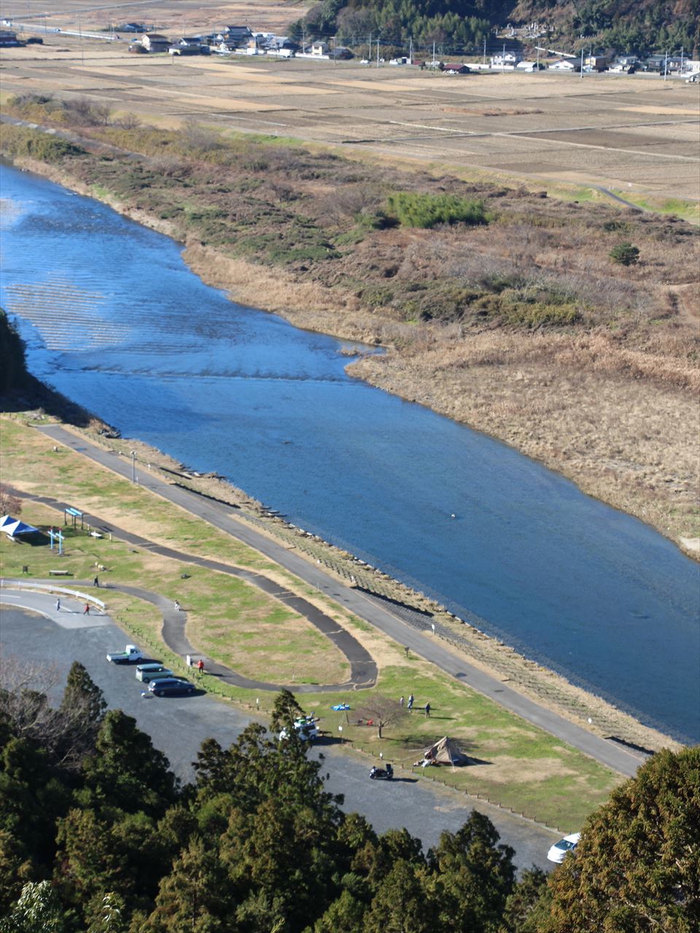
0, 20, 698, 203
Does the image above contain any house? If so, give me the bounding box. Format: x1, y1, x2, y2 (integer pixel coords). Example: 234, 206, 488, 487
443, 63, 471, 74
222, 25, 253, 46
516, 60, 544, 71
141, 33, 171, 52
119, 22, 145, 33
330, 46, 353, 60
490, 51, 521, 67
584, 53, 612, 71
214, 40, 237, 54
267, 36, 299, 53
549, 58, 577, 71
310, 41, 330, 56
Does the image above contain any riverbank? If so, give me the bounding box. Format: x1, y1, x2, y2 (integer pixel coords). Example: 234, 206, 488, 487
2, 110, 696, 558
3, 405, 680, 758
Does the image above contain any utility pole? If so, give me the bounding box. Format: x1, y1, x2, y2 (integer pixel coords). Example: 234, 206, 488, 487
376, 35, 380, 67
483, 36, 486, 64
580, 46, 584, 78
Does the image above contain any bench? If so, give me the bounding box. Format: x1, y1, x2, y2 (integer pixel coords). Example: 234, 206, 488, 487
49, 570, 73, 576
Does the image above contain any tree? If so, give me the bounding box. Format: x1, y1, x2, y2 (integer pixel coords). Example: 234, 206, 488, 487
500, 867, 548, 932
0, 484, 21, 516
142, 837, 235, 933
83, 710, 176, 817
609, 242, 640, 266
354, 693, 408, 738
61, 662, 107, 727
526, 747, 700, 933
269, 688, 305, 735
427, 812, 515, 933
363, 860, 435, 933
0, 880, 65, 933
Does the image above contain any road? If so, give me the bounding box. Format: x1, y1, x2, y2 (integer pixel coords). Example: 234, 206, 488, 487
35, 423, 649, 779
0, 594, 560, 871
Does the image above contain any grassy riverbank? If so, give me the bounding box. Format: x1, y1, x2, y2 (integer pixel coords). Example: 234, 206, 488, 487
2, 412, 685, 830
1, 105, 698, 557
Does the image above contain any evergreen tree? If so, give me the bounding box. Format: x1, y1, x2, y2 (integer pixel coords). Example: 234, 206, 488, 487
427, 811, 516, 932
525, 747, 700, 933
82, 710, 176, 817
142, 837, 236, 933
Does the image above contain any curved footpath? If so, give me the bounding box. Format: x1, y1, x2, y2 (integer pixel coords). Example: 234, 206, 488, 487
1, 569, 375, 693
31, 423, 649, 777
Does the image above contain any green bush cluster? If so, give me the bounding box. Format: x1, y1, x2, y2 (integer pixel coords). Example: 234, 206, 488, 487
609, 242, 640, 266
0, 124, 83, 162
386, 192, 487, 229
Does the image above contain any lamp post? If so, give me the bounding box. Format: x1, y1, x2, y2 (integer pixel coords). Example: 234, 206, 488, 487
130, 450, 136, 483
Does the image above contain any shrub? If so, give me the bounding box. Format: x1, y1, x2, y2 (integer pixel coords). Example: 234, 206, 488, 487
0, 125, 84, 162
609, 242, 640, 266
386, 192, 487, 228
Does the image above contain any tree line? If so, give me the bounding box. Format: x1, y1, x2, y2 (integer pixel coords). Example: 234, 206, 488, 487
288, 0, 699, 58
0, 664, 697, 931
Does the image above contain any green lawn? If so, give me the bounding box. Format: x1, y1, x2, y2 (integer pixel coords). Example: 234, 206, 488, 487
1, 414, 623, 829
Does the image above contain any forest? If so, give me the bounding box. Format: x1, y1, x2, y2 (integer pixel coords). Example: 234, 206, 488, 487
0, 663, 697, 932
289, 0, 700, 57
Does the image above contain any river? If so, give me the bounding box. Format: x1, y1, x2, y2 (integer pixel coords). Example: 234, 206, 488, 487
1, 163, 698, 744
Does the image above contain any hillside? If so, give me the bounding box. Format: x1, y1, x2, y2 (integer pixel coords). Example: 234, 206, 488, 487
291, 0, 700, 56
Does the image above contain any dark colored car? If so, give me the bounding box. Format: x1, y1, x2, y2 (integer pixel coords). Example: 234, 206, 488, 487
147, 677, 196, 697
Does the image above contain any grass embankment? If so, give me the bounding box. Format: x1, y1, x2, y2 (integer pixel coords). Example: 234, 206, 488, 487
0, 414, 622, 830
1, 103, 697, 553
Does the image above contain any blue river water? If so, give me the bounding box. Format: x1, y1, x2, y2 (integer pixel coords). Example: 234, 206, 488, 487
1, 163, 698, 743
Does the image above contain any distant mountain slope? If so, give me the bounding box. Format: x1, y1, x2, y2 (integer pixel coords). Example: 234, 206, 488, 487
290, 0, 699, 56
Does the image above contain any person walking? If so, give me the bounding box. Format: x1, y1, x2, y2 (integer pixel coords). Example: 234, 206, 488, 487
174, 600, 181, 611
55, 598, 61, 612
424, 702, 431, 718
83, 603, 90, 615
197, 658, 204, 674
93, 576, 100, 587
399, 695, 404, 707
407, 694, 414, 712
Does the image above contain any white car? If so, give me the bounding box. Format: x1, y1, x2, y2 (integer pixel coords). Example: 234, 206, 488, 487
547, 832, 581, 864
279, 717, 319, 742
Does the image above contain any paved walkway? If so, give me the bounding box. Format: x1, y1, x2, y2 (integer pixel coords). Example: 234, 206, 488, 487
30, 423, 649, 776
1, 576, 373, 694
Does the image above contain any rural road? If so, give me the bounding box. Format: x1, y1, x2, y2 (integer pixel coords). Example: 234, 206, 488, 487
34, 423, 648, 779
0, 596, 560, 871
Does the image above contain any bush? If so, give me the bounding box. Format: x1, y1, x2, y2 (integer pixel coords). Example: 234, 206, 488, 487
386, 192, 487, 228
0, 125, 84, 162
609, 242, 640, 266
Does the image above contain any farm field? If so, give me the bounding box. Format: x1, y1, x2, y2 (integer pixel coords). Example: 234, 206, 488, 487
0, 6, 698, 202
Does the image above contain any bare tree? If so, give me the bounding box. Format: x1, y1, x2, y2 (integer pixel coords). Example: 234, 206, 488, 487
0, 485, 21, 516
355, 694, 408, 739
0, 656, 106, 770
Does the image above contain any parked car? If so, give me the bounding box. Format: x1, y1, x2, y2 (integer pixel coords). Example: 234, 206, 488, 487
106, 644, 143, 664
547, 832, 581, 864
279, 716, 319, 742
135, 663, 173, 683
147, 677, 196, 697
